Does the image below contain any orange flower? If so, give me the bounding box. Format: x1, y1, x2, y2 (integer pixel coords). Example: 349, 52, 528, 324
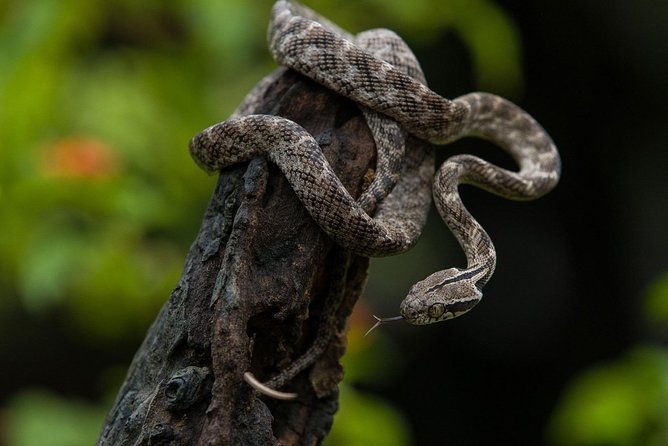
41, 137, 120, 179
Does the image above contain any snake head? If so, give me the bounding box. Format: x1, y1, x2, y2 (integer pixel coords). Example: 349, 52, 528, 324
400, 267, 483, 325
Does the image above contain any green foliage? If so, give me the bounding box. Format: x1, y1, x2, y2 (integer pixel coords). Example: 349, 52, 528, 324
3, 390, 107, 446
548, 347, 668, 446
547, 273, 668, 446
325, 384, 412, 446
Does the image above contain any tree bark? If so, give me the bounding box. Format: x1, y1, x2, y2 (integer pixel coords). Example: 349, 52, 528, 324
97, 69, 377, 445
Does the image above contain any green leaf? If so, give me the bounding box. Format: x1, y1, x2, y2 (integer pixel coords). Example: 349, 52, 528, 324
325, 384, 412, 446
3, 390, 106, 446
547, 346, 668, 446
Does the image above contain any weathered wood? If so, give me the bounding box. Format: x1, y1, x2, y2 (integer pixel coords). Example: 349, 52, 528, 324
97, 69, 376, 445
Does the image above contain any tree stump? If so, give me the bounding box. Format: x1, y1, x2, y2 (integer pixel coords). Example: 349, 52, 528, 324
97, 69, 378, 445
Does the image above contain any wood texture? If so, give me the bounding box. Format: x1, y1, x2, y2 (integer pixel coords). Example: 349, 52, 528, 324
97, 69, 376, 445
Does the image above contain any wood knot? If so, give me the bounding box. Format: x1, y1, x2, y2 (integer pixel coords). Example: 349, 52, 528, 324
164, 366, 211, 411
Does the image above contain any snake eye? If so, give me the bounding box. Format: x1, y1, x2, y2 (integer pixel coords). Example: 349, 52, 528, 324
428, 303, 445, 319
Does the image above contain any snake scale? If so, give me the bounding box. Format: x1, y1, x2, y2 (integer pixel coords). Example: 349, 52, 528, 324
189, 1, 560, 397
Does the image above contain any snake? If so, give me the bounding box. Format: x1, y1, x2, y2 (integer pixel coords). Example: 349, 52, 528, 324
189, 0, 561, 330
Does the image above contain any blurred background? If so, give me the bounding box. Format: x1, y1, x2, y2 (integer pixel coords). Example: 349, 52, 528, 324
1, 0, 667, 445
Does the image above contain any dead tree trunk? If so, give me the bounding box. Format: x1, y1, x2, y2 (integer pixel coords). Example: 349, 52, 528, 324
97, 69, 377, 445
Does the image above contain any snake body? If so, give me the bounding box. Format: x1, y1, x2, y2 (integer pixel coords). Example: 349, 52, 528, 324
189, 0, 561, 326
